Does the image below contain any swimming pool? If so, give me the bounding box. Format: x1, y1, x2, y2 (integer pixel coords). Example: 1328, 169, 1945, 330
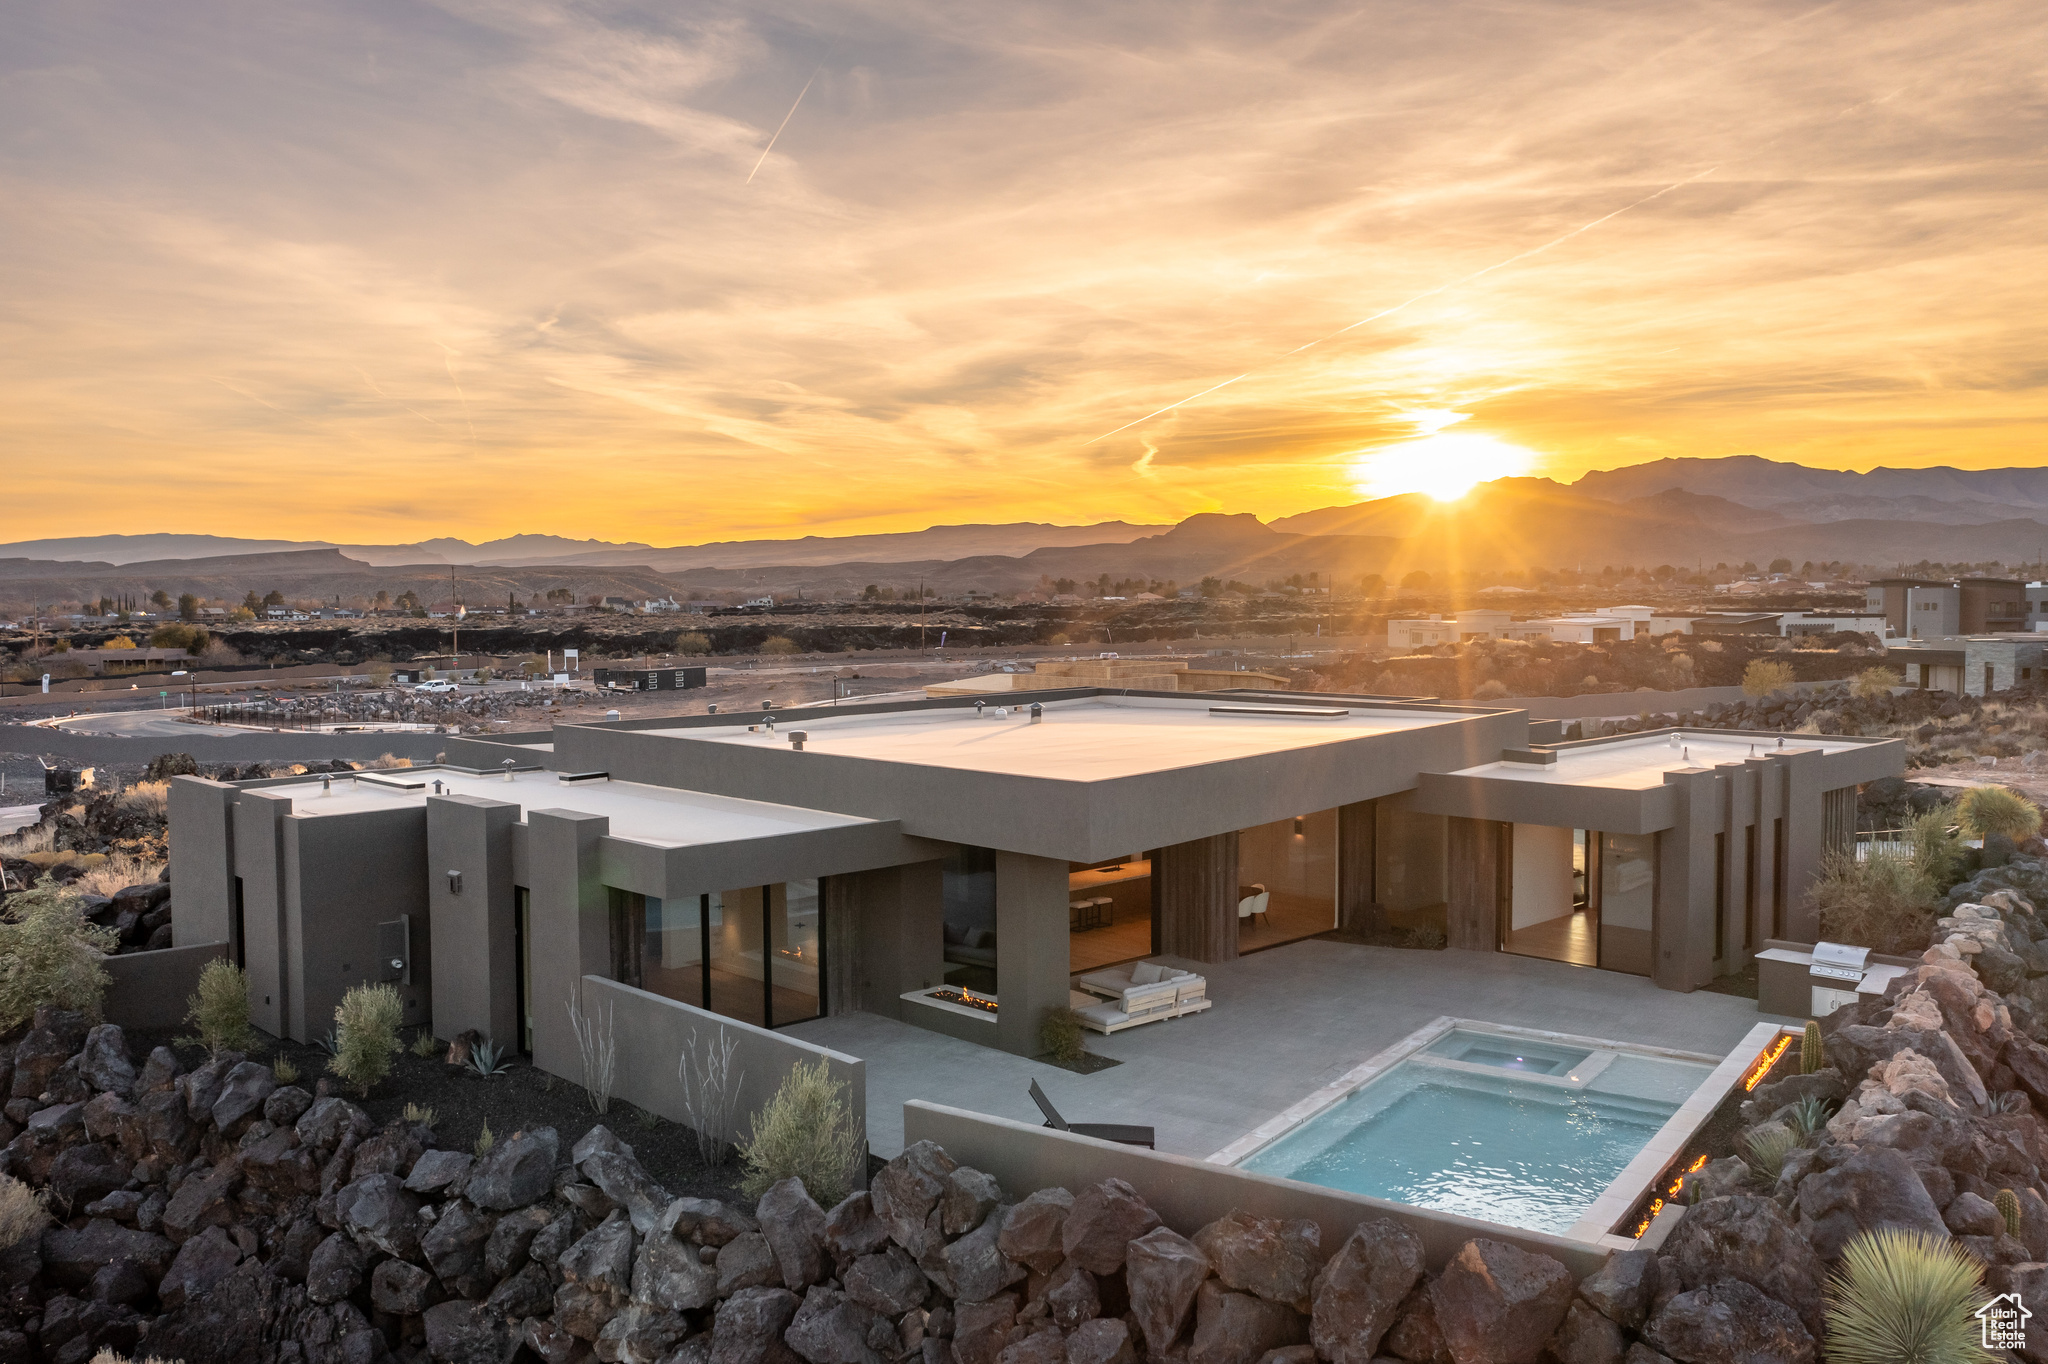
1231, 1022, 1720, 1237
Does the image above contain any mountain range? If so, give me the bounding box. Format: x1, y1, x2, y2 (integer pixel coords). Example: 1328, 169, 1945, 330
5, 458, 2047, 609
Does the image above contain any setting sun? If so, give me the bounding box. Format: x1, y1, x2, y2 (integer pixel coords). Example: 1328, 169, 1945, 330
1349, 430, 1538, 502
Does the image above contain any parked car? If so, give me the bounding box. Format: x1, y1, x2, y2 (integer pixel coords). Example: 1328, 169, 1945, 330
412, 679, 459, 694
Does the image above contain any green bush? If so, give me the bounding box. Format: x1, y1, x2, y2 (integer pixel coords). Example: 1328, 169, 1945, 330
1907, 801, 1967, 892
1825, 1227, 1991, 1364
673, 632, 712, 657
1958, 785, 2042, 842
739, 1057, 865, 1207
327, 983, 404, 1096
1040, 1007, 1087, 1064
0, 877, 117, 1034
185, 959, 258, 1058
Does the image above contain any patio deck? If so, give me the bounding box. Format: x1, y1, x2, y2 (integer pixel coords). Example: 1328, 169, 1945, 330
785, 938, 1790, 1159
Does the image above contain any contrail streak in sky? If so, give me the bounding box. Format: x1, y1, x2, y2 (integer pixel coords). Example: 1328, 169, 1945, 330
1082, 165, 1721, 446
748, 66, 822, 185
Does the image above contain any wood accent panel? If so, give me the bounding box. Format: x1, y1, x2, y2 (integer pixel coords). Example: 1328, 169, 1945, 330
823, 874, 860, 1016
1156, 833, 1241, 963
1336, 800, 1379, 933
1446, 817, 1506, 952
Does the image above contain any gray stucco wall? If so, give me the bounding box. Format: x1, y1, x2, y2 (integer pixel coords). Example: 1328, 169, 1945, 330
580, 974, 866, 1188
427, 794, 520, 1046
993, 852, 1074, 1057
526, 809, 611, 1082
902, 1102, 1605, 1277
168, 777, 237, 951
100, 941, 228, 1031
548, 698, 1526, 865
234, 792, 292, 1036
286, 806, 432, 1042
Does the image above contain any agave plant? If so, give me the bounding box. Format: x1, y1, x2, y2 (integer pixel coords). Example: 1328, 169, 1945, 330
1825, 1227, 1993, 1364
315, 1028, 341, 1057
466, 1038, 510, 1077
1787, 1093, 1836, 1139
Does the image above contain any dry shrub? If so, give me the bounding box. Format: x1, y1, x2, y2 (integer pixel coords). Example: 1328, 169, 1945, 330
73, 852, 165, 897
1810, 849, 1938, 955
367, 753, 412, 769
328, 983, 403, 1096
185, 958, 258, 1057
115, 781, 169, 818
0, 822, 56, 857
1957, 785, 2042, 842
0, 878, 117, 1033
0, 1172, 49, 1250
739, 1057, 865, 1206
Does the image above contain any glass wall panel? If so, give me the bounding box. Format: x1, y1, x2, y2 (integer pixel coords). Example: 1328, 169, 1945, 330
1500, 825, 1594, 966
608, 888, 648, 989
942, 846, 999, 994
709, 888, 767, 1026
642, 892, 706, 1009
1599, 832, 1656, 976
1237, 810, 1337, 951
771, 879, 823, 1024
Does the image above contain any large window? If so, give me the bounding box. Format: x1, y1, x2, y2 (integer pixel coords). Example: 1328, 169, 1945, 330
1599, 832, 1656, 976
942, 846, 998, 994
611, 881, 824, 1029
1237, 811, 1337, 952
514, 886, 534, 1056
1374, 805, 1449, 941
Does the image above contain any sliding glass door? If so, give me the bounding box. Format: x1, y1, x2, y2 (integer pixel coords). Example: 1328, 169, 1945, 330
613, 881, 824, 1029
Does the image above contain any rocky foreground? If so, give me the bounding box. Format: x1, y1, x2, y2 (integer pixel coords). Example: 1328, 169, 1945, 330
19, 875, 2048, 1364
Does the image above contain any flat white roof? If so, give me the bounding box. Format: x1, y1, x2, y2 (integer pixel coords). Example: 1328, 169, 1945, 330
635, 695, 1474, 782
1450, 731, 1872, 791
252, 767, 871, 848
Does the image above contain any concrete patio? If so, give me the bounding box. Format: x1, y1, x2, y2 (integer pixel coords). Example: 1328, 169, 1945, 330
785, 937, 1791, 1159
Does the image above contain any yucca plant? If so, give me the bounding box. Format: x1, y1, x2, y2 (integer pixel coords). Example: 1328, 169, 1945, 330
402, 1102, 436, 1128
1996, 1188, 2023, 1239
271, 1053, 300, 1086
1742, 1124, 1799, 1184
1824, 1228, 1996, 1364
474, 1121, 494, 1157
1802, 1019, 1824, 1075
411, 1030, 440, 1059
466, 1038, 509, 1077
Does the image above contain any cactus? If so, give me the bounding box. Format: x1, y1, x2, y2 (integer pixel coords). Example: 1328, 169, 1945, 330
1802, 1019, 1824, 1075
1998, 1188, 2023, 1239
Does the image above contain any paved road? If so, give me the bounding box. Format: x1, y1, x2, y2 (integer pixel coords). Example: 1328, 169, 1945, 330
0, 724, 448, 767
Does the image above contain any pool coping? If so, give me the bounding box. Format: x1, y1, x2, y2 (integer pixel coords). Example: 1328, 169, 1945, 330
1204, 1014, 1781, 1247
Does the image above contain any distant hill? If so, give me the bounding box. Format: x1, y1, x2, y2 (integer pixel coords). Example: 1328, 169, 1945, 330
1571, 456, 2048, 524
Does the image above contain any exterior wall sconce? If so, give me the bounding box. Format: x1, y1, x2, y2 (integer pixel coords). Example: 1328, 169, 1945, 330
1293, 815, 1305, 835
447, 870, 463, 894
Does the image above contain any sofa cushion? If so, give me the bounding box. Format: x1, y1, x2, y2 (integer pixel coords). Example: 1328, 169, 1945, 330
1077, 1003, 1127, 1028
1131, 962, 1165, 985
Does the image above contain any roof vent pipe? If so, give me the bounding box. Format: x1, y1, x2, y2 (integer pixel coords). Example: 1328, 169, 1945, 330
789, 731, 808, 751
605, 709, 620, 722
1030, 703, 1043, 723
707, 703, 718, 714
1669, 733, 1678, 748
1682, 746, 1690, 762
976, 700, 986, 717
321, 776, 331, 795
762, 699, 774, 710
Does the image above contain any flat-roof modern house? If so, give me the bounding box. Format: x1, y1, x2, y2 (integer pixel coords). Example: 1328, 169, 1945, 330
1887, 635, 2048, 696
166, 690, 1901, 1089
1867, 577, 2029, 639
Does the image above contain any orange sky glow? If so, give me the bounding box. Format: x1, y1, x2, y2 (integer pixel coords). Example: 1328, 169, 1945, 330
4, 1, 2045, 544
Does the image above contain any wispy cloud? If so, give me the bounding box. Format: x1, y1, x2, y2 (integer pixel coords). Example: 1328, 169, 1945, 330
2, 0, 2044, 541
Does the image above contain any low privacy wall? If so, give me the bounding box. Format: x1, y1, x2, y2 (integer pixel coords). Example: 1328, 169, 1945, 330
904, 1101, 1607, 1277
100, 941, 229, 1030
1497, 682, 1833, 722
581, 976, 867, 1188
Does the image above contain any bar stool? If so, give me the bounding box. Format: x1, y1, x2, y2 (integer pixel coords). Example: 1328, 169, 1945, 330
1087, 896, 1114, 930
1070, 900, 1090, 931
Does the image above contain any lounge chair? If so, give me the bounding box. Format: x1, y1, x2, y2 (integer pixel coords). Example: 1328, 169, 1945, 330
1070, 960, 1211, 1034
1029, 1079, 1154, 1148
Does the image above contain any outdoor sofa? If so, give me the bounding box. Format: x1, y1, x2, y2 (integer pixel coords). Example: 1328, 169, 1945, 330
1070, 959, 1211, 1034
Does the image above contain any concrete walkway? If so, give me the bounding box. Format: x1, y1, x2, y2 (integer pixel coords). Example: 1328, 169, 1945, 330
786, 938, 1785, 1159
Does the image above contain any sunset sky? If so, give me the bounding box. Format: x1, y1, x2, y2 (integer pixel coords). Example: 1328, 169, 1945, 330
5, 1, 2045, 545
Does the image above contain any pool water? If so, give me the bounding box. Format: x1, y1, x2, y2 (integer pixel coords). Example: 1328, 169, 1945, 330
1239, 1029, 1714, 1234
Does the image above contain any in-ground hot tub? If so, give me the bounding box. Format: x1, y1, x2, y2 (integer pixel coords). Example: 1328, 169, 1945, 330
1211, 1018, 1759, 1241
